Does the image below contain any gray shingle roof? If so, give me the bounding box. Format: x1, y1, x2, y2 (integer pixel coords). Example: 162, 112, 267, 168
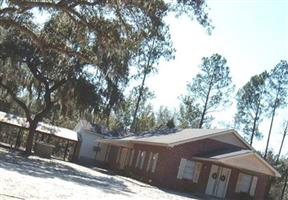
100, 128, 235, 147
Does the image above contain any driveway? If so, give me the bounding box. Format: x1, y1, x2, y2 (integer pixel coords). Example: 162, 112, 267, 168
0, 147, 202, 200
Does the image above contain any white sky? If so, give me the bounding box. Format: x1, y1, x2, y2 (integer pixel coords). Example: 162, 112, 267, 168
146, 0, 288, 155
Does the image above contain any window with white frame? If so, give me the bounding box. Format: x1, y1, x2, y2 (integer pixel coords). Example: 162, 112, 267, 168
182, 160, 195, 180
146, 152, 159, 173
177, 158, 202, 183
135, 150, 146, 169
235, 173, 258, 196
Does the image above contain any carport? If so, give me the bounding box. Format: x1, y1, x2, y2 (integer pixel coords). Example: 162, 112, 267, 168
0, 111, 78, 160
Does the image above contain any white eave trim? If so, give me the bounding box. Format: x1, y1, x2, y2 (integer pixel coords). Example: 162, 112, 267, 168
252, 152, 281, 177
193, 152, 281, 178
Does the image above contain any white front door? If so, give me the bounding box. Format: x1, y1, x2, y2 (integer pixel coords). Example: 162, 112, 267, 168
205, 164, 231, 198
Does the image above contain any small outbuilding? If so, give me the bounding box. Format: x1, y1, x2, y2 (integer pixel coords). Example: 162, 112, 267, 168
0, 111, 78, 160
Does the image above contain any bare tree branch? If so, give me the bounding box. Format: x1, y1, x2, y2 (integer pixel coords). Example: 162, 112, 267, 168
0, 78, 32, 122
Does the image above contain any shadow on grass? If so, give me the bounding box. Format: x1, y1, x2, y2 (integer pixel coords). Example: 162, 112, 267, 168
159, 188, 203, 200
0, 149, 133, 196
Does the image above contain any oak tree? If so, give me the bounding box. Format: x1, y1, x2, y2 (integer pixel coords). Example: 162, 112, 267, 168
0, 0, 211, 154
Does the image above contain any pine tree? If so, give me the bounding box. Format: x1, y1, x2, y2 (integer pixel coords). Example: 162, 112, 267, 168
264, 60, 288, 159
183, 54, 234, 128
235, 71, 268, 145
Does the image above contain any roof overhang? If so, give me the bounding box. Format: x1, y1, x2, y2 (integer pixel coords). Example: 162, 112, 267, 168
193, 150, 281, 177
98, 137, 172, 147
98, 129, 245, 148
96, 129, 255, 154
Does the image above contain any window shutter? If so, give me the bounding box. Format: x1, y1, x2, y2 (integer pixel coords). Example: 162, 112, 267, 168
151, 153, 159, 173
129, 149, 135, 167
121, 148, 129, 168
249, 176, 258, 196
177, 158, 187, 179
116, 148, 121, 164
140, 151, 146, 169
106, 145, 111, 161
135, 151, 141, 168
146, 152, 153, 172
193, 162, 202, 183
235, 173, 243, 193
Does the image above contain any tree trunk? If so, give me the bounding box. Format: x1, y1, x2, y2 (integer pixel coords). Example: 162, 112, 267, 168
199, 83, 212, 128
276, 122, 288, 164
280, 169, 288, 200
25, 120, 38, 155
130, 39, 155, 133
15, 129, 22, 149
64, 140, 69, 161
105, 104, 112, 128
250, 104, 260, 146
106, 112, 110, 128
264, 93, 279, 159
131, 71, 147, 132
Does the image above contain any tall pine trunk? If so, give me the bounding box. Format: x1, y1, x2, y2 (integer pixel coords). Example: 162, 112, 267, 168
130, 39, 155, 133
199, 82, 213, 128
250, 104, 260, 146
276, 122, 288, 163
131, 71, 147, 132
264, 91, 279, 159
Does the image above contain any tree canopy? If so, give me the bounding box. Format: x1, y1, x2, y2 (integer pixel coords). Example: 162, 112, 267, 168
0, 0, 212, 153
182, 53, 234, 128
235, 71, 268, 145
264, 60, 288, 158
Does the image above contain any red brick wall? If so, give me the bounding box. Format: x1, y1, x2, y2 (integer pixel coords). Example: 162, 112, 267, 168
104, 139, 270, 200
225, 166, 269, 200
129, 139, 242, 187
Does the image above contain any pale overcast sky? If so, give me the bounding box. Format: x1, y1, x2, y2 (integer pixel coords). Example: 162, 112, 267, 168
147, 0, 288, 155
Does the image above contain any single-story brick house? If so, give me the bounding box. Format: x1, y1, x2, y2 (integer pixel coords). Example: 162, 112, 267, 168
94, 128, 280, 200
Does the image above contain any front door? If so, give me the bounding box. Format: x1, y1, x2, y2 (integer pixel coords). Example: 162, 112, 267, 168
205, 164, 231, 198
